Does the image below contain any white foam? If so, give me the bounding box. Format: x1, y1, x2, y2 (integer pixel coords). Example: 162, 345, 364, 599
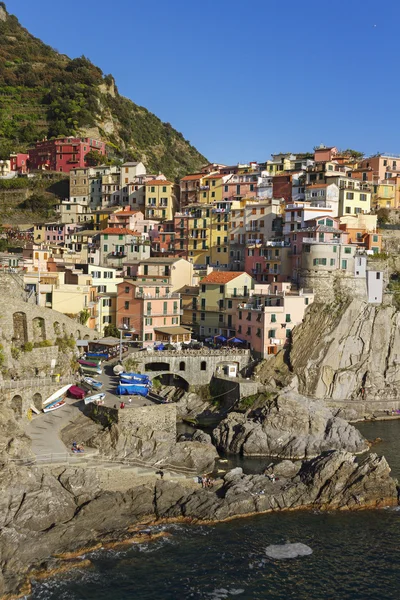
265, 542, 313, 559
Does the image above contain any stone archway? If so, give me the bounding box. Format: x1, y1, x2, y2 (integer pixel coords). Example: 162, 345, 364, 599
32, 392, 42, 412
32, 317, 46, 343
13, 312, 28, 346
12, 394, 23, 418
83, 334, 90, 340
76, 329, 81, 339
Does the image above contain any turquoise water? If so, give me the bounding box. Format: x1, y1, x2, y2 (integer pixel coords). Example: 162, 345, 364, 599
31, 421, 400, 600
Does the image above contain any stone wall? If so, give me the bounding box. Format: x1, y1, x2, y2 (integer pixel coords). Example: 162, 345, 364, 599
300, 270, 369, 303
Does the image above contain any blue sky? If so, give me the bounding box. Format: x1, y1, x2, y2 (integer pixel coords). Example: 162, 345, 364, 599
9, 0, 400, 163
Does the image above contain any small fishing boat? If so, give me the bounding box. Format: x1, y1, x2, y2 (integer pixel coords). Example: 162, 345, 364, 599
84, 393, 106, 405
83, 355, 102, 365
82, 376, 103, 390
68, 385, 86, 400
80, 365, 102, 375
78, 359, 99, 368
43, 398, 66, 413
119, 372, 150, 383
43, 384, 72, 407
118, 380, 150, 389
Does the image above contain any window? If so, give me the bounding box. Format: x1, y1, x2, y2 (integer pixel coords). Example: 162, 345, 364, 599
145, 317, 153, 325
346, 192, 354, 199
305, 298, 309, 305
373, 235, 378, 242
304, 245, 311, 253
201, 312, 205, 321
144, 333, 153, 341
102, 316, 112, 324
345, 207, 351, 214
104, 234, 108, 240
124, 286, 130, 293
179, 361, 185, 371
286, 329, 291, 338
219, 314, 224, 323
256, 328, 261, 337
330, 258, 335, 266
102, 298, 112, 307
200, 361, 207, 371
219, 285, 224, 294
326, 218, 334, 227
124, 301, 129, 309
268, 329, 276, 338
271, 314, 276, 323
162, 186, 167, 193
344, 247, 351, 254
360, 193, 367, 201
285, 314, 291, 323
341, 259, 347, 269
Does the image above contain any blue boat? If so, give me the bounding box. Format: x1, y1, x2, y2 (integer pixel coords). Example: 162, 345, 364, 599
116, 384, 149, 397
82, 376, 103, 390
119, 372, 150, 383
86, 352, 109, 360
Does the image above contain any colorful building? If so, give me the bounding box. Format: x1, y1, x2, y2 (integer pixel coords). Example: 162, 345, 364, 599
29, 137, 106, 173
122, 257, 193, 292
116, 280, 191, 347
145, 179, 179, 220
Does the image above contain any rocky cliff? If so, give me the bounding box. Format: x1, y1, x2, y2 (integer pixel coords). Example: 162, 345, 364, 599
257, 299, 400, 416
212, 391, 368, 458
0, 449, 396, 598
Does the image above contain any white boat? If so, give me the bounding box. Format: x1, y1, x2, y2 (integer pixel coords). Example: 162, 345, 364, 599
84, 393, 106, 405
82, 376, 103, 390
43, 384, 72, 407
43, 399, 66, 413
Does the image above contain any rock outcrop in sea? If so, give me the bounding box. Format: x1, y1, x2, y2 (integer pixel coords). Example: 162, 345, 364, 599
212, 392, 368, 458
0, 448, 396, 597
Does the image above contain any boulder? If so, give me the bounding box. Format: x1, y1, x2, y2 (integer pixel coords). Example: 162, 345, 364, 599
212, 392, 368, 459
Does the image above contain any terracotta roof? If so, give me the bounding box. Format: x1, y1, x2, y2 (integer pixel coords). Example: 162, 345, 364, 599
200, 271, 247, 284
181, 174, 204, 181
145, 180, 173, 186
306, 183, 330, 188
101, 227, 142, 235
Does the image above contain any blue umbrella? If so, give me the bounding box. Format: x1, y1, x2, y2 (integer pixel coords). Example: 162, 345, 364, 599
154, 343, 165, 351
215, 335, 227, 342
229, 337, 244, 344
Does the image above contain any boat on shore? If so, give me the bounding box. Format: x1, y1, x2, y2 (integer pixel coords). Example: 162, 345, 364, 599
86, 351, 109, 360
78, 359, 99, 368
43, 398, 66, 413
116, 384, 149, 397
82, 376, 103, 390
43, 384, 72, 407
80, 365, 102, 375
68, 385, 86, 400
119, 372, 150, 383
84, 393, 106, 405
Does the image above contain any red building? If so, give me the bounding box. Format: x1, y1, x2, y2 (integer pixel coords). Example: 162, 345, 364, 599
28, 137, 106, 173
272, 173, 292, 203
10, 153, 29, 174
150, 220, 176, 256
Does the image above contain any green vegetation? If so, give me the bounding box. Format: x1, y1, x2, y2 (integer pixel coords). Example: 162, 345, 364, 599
10, 346, 20, 359
56, 335, 76, 351
22, 342, 33, 352
152, 377, 161, 391
104, 324, 120, 338
376, 207, 390, 225
78, 309, 90, 325
34, 339, 53, 348
388, 273, 400, 310
0, 8, 206, 179
0, 343, 5, 367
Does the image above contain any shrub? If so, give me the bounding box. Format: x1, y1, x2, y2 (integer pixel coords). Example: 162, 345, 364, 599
34, 340, 53, 348
22, 342, 33, 352
11, 346, 20, 359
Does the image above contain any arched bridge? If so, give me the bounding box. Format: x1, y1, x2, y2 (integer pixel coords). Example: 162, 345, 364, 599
129, 349, 251, 387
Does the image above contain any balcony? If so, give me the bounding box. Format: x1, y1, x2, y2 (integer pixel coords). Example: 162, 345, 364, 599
247, 239, 263, 245
108, 251, 126, 258
302, 237, 341, 244
135, 292, 180, 299
145, 309, 183, 317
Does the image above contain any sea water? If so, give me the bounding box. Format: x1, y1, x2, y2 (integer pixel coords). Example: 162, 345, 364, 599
31, 420, 400, 600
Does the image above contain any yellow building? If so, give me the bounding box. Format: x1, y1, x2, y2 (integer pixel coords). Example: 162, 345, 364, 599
198, 174, 226, 205
371, 182, 396, 210
338, 186, 372, 216
210, 206, 230, 268
197, 270, 254, 339
145, 179, 179, 220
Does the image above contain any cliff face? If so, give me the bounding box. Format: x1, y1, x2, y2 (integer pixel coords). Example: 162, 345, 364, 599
258, 299, 400, 413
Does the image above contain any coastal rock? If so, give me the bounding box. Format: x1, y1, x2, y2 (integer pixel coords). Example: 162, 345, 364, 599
212, 392, 368, 459
192, 429, 212, 445
168, 440, 218, 473
257, 299, 400, 413
0, 450, 397, 598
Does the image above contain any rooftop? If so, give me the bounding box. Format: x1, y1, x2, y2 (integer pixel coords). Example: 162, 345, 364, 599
101, 227, 142, 236
200, 271, 247, 284
145, 180, 173, 186
181, 173, 204, 181
154, 326, 192, 335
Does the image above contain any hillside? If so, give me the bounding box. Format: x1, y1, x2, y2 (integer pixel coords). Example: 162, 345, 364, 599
0, 3, 207, 180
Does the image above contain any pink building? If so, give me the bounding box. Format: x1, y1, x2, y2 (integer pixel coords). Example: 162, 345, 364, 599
28, 137, 106, 173
235, 287, 314, 357
245, 242, 292, 284
116, 280, 191, 347
223, 173, 258, 201
10, 153, 29, 173
313, 146, 338, 162
108, 208, 145, 230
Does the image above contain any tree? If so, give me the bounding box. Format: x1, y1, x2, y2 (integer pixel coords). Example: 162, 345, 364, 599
85, 149, 105, 166
376, 207, 390, 225
341, 148, 364, 160
79, 309, 90, 325
104, 324, 120, 338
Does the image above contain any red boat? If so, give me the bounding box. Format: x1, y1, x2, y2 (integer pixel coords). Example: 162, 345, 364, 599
68, 385, 86, 399
78, 359, 98, 368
